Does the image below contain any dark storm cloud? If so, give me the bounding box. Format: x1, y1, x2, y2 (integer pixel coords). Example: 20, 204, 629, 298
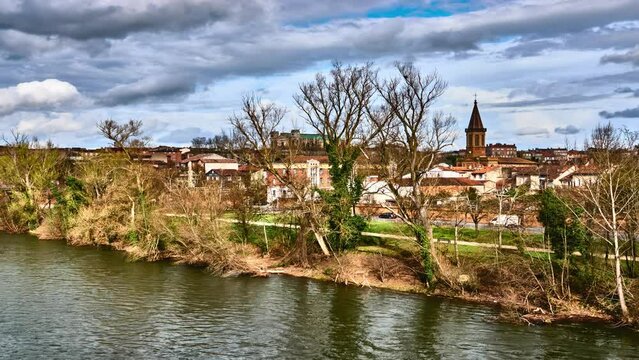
490, 94, 607, 108
554, 125, 581, 135
502, 40, 559, 58
601, 48, 639, 67
0, 0, 232, 40
614, 87, 639, 96
599, 106, 639, 118
3, 0, 638, 55
502, 26, 639, 58
98, 74, 196, 107
516, 127, 549, 136
0, 0, 637, 114
131, 0, 639, 91
429, 0, 639, 52
615, 87, 634, 93
0, 30, 110, 59
578, 70, 639, 86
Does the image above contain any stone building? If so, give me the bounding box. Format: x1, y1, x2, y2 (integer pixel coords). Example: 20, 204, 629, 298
270, 129, 323, 151
486, 143, 517, 158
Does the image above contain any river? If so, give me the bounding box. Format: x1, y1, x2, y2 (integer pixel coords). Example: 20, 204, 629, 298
0, 233, 637, 359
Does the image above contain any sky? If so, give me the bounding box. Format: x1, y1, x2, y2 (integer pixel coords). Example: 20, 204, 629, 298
0, 0, 638, 150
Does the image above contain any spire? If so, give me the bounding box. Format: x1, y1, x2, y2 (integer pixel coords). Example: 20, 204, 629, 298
467, 99, 485, 130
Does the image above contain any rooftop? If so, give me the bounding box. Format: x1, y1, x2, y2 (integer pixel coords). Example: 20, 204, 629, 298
465, 100, 486, 131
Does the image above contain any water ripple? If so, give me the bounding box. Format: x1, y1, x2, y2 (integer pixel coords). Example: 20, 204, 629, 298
1, 233, 637, 359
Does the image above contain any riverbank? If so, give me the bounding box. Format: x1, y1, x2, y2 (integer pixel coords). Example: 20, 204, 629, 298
6, 232, 639, 359
30, 228, 630, 328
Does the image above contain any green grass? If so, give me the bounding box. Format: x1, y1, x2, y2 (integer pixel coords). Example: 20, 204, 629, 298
226, 212, 546, 259
365, 221, 412, 235
366, 220, 543, 247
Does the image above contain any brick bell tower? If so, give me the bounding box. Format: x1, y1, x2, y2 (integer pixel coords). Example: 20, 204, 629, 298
465, 99, 487, 157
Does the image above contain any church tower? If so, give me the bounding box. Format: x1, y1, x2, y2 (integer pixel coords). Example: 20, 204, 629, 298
465, 99, 486, 157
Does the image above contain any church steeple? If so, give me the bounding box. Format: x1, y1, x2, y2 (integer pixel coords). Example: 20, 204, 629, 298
465, 99, 487, 157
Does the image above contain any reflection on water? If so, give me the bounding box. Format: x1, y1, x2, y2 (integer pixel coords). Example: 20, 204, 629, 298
0, 233, 637, 359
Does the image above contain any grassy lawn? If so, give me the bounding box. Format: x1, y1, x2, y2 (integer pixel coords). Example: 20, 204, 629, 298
226, 212, 546, 258
365, 221, 413, 235
433, 226, 544, 247
366, 220, 544, 247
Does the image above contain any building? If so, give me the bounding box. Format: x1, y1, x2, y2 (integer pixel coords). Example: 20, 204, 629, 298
486, 143, 517, 158
522, 148, 569, 163
270, 129, 323, 151
465, 100, 487, 157
181, 153, 239, 173
180, 153, 239, 186
146, 146, 190, 165
421, 177, 490, 196
265, 155, 332, 204
425, 163, 469, 178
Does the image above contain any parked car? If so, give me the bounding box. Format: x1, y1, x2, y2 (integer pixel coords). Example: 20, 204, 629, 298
378, 212, 398, 219
489, 214, 520, 228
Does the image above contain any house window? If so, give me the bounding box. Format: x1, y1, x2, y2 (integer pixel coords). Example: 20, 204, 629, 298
475, 134, 480, 147
307, 160, 320, 187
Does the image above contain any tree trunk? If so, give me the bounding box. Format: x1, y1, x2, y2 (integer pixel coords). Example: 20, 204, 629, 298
130, 201, 136, 227
497, 196, 503, 250
295, 221, 309, 266
454, 225, 459, 266
309, 222, 330, 256
613, 229, 630, 321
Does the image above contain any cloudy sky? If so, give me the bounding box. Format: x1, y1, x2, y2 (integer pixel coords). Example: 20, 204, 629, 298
0, 0, 638, 149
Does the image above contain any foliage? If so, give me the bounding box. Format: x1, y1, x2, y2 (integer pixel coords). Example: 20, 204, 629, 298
0, 192, 40, 232
320, 143, 367, 251
227, 179, 265, 245
0, 132, 66, 231
295, 62, 380, 253
539, 189, 591, 258
415, 226, 434, 284
49, 176, 88, 234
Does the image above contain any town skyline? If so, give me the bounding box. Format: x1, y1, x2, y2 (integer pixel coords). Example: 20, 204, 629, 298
0, 1, 637, 149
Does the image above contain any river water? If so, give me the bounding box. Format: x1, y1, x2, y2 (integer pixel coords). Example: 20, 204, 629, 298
0, 233, 637, 359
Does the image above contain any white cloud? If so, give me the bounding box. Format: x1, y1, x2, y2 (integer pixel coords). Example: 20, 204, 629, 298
15, 113, 85, 135
0, 79, 80, 115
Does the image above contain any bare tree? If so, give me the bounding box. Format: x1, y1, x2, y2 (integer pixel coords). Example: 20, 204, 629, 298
97, 119, 148, 159
96, 119, 159, 238
374, 62, 456, 284
294, 62, 384, 250
229, 94, 330, 258
565, 123, 637, 322
465, 187, 487, 233
443, 194, 467, 266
